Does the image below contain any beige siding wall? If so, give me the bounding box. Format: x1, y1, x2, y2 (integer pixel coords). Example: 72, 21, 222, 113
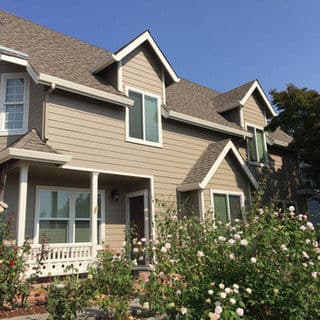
46, 92, 228, 206
122, 43, 163, 102
0, 61, 44, 149
203, 152, 250, 214
242, 93, 266, 128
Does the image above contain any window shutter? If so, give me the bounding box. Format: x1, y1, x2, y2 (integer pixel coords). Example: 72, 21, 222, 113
213, 194, 228, 223
247, 126, 257, 162
256, 129, 266, 162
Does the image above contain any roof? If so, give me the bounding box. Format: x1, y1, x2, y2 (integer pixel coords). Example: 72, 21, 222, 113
267, 128, 293, 147
0, 129, 72, 165
182, 139, 230, 186
0, 10, 121, 96
6, 129, 58, 153
166, 79, 244, 132
213, 80, 256, 112
178, 139, 259, 191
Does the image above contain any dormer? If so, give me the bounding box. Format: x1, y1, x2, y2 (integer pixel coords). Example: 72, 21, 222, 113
92, 31, 180, 147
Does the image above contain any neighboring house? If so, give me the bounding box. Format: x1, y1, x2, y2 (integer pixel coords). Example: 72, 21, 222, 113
0, 11, 303, 276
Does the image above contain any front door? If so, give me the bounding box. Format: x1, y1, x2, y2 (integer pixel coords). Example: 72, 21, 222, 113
127, 190, 149, 264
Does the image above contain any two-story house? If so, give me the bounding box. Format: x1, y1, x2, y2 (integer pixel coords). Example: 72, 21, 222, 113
0, 11, 302, 276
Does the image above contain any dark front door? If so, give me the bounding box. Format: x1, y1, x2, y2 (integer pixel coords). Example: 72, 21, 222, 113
129, 195, 145, 241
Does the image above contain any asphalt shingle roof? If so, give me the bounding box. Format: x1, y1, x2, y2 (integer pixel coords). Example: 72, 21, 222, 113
181, 139, 230, 186
267, 128, 293, 145
6, 129, 58, 153
0, 10, 121, 96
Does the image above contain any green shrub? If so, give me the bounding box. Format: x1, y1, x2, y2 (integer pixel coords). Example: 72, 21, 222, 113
86, 248, 134, 319
0, 202, 32, 310
135, 204, 320, 319
47, 267, 89, 320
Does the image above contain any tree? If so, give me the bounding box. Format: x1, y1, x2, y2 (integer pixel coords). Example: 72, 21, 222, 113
267, 84, 320, 185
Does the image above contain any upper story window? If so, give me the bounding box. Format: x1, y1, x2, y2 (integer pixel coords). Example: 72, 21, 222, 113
247, 125, 267, 164
126, 88, 162, 147
0, 73, 29, 135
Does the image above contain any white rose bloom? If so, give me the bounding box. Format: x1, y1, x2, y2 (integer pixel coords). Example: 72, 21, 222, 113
288, 205, 295, 212
180, 307, 187, 315
218, 236, 226, 242
225, 287, 232, 294
230, 298, 236, 304
219, 292, 227, 299
229, 253, 235, 260
197, 250, 205, 258
215, 306, 223, 314
234, 233, 241, 240
300, 225, 306, 231
312, 272, 318, 279
141, 237, 146, 242
228, 239, 236, 245
160, 246, 167, 253
232, 284, 239, 290
218, 283, 225, 289
240, 239, 248, 246
250, 257, 257, 264
208, 289, 214, 295
176, 289, 181, 295
236, 308, 244, 317
245, 288, 252, 294
133, 247, 139, 253
302, 251, 310, 259
280, 244, 288, 251
306, 222, 315, 230
164, 242, 171, 249
168, 302, 175, 307
305, 239, 311, 244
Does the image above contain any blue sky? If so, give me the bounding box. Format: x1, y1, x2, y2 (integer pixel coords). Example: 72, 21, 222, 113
1, 0, 320, 95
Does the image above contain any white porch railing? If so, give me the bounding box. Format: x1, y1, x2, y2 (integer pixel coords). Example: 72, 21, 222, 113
26, 243, 95, 277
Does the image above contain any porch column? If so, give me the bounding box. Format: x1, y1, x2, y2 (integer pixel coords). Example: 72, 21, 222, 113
90, 172, 99, 257
17, 164, 29, 246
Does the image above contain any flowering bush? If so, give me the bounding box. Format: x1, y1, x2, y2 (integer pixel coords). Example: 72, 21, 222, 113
134, 204, 320, 319
0, 202, 32, 310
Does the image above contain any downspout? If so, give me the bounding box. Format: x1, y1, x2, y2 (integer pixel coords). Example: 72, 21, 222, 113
42, 83, 55, 141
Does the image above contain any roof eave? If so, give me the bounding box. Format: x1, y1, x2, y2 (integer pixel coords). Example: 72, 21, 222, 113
162, 108, 251, 138
0, 148, 72, 165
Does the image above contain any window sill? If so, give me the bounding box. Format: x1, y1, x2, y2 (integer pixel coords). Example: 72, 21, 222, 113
126, 137, 163, 148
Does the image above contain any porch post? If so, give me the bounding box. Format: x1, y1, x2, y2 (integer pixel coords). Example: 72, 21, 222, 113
17, 164, 29, 246
90, 172, 99, 257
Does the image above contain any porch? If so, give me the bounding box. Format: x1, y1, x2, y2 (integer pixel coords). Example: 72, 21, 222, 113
2, 162, 153, 277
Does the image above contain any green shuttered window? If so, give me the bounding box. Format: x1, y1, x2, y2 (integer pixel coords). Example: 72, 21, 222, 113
128, 90, 160, 144
38, 188, 103, 244
213, 192, 243, 223
247, 125, 267, 163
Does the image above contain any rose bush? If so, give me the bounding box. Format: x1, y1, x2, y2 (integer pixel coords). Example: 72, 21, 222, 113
135, 203, 320, 319
0, 202, 33, 310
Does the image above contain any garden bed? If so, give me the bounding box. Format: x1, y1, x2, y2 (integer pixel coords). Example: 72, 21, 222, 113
0, 305, 47, 319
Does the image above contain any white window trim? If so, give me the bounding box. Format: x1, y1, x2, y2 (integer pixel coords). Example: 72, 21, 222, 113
34, 185, 106, 247
210, 189, 245, 222
0, 73, 29, 136
125, 86, 163, 148
245, 123, 268, 166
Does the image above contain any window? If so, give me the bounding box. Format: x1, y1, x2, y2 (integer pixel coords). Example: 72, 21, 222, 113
247, 125, 267, 163
37, 187, 104, 244
212, 191, 244, 223
0, 73, 29, 134
127, 88, 161, 146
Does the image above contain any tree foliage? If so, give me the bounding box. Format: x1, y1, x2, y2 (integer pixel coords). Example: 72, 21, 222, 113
267, 84, 320, 184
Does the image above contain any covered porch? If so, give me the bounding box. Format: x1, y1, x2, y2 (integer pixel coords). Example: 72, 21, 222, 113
2, 159, 153, 277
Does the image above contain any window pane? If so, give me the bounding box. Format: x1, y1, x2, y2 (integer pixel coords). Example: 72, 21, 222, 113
4, 104, 24, 129
75, 221, 90, 242
256, 129, 266, 162
39, 220, 68, 243
128, 91, 143, 139
213, 194, 228, 223
5, 78, 24, 102
39, 190, 69, 218
229, 195, 242, 221
75, 192, 90, 218
144, 95, 159, 142
247, 126, 257, 162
